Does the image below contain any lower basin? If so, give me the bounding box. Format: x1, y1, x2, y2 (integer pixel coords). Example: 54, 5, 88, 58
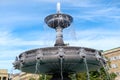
13, 46, 104, 74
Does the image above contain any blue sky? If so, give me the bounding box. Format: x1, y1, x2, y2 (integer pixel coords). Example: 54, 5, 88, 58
0, 0, 120, 73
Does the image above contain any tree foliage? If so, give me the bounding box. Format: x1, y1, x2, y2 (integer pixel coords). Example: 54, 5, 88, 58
29, 68, 116, 80
75, 68, 117, 80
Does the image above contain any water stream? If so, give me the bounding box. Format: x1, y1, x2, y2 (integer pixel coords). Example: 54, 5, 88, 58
99, 60, 111, 80
60, 57, 63, 80
97, 69, 102, 80
96, 52, 111, 80
83, 57, 90, 80
35, 60, 40, 74
33, 60, 40, 80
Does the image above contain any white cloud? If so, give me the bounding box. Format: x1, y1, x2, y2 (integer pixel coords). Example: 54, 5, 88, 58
62, 0, 98, 7
0, 15, 43, 26
0, 31, 53, 47
74, 7, 120, 22
0, 28, 119, 50
0, 49, 24, 59
0, 0, 57, 6
0, 60, 13, 70
64, 29, 120, 50
0, 36, 51, 47
68, 38, 120, 50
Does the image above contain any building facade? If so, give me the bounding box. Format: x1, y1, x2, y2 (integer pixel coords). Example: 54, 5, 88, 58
104, 47, 120, 80
0, 69, 8, 80
12, 72, 39, 80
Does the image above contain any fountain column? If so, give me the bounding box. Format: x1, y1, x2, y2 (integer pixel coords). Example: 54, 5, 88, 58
55, 26, 64, 46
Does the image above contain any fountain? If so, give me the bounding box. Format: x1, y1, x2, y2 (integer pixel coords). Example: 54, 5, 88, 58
13, 2, 106, 80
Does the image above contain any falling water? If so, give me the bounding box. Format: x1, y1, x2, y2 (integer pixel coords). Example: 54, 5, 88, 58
97, 69, 102, 80
33, 60, 40, 80
35, 60, 40, 74
68, 18, 78, 41
83, 57, 90, 80
63, 20, 78, 43
99, 60, 111, 80
60, 57, 63, 80
96, 52, 111, 80
57, 2, 61, 13
80, 49, 90, 80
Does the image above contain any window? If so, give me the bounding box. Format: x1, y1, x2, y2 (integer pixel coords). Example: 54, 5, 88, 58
117, 56, 120, 59
115, 72, 120, 76
111, 64, 118, 68
3, 77, 6, 80
109, 57, 115, 61
109, 56, 120, 61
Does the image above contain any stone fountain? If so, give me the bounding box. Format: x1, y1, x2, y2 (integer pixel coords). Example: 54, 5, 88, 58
13, 2, 106, 80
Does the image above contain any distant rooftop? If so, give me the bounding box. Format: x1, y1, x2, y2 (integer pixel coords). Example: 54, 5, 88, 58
104, 47, 120, 54
0, 69, 8, 73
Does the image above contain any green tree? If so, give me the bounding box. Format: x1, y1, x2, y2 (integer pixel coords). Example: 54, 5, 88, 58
38, 74, 52, 80
29, 77, 35, 80
75, 68, 117, 80
76, 72, 87, 80
110, 72, 117, 80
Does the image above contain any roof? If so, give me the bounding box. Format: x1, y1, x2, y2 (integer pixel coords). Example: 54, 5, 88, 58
104, 47, 120, 55
0, 69, 8, 73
